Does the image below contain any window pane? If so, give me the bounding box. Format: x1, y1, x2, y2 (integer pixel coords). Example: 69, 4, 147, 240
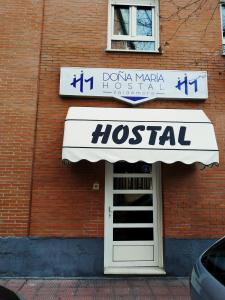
222, 5, 225, 39
113, 194, 153, 206
202, 238, 225, 286
114, 162, 152, 174
114, 210, 153, 223
111, 40, 155, 51
113, 228, 153, 241
114, 177, 152, 190
114, 6, 129, 35
137, 7, 152, 36
134, 41, 155, 50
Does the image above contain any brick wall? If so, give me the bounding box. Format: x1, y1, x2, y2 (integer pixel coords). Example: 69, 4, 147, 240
1, 0, 225, 238
0, 0, 44, 235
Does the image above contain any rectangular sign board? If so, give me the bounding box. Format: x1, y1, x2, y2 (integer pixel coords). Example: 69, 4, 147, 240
60, 67, 208, 105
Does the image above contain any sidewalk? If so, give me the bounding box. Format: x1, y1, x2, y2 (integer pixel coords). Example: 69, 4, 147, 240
0, 277, 190, 300
0, 278, 190, 300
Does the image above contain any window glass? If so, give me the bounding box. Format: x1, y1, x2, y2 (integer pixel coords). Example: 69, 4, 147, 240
113, 177, 152, 190
222, 5, 225, 39
114, 6, 130, 35
113, 194, 153, 206
137, 7, 152, 36
114, 210, 153, 223
113, 228, 153, 241
202, 238, 225, 286
112, 40, 155, 50
114, 162, 152, 173
133, 41, 155, 50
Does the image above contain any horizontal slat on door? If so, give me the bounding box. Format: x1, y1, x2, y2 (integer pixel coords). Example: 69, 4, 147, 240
113, 223, 154, 228
113, 190, 153, 194
114, 174, 152, 178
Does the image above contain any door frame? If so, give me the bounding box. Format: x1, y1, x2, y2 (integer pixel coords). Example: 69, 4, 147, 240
104, 161, 165, 275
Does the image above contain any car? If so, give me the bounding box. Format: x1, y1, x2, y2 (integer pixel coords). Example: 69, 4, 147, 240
0, 286, 21, 300
190, 236, 225, 300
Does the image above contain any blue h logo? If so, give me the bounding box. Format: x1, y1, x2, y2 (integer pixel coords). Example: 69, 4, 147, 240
176, 74, 198, 95
70, 71, 94, 93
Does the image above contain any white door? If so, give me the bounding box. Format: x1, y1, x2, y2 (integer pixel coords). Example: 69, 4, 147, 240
104, 162, 164, 275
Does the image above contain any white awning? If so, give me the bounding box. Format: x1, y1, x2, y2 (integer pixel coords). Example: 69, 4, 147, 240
62, 107, 219, 166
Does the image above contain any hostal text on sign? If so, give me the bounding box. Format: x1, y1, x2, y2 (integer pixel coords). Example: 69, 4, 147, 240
91, 124, 191, 146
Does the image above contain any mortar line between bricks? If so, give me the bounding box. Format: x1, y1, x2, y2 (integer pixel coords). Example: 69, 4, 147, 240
54, 282, 61, 300
27, 0, 46, 236
17, 279, 27, 292
73, 278, 81, 296
33, 280, 45, 300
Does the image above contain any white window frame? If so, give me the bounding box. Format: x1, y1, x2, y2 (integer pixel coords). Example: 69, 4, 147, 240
220, 2, 225, 54
107, 0, 160, 53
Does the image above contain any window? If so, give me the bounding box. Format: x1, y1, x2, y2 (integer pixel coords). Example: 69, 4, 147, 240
221, 3, 225, 53
107, 0, 159, 52
202, 237, 225, 286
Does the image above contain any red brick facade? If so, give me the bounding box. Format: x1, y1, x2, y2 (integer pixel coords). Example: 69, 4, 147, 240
1, 0, 225, 238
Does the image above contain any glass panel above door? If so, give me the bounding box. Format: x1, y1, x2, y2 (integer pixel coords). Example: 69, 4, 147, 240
113, 177, 152, 190
113, 162, 152, 174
